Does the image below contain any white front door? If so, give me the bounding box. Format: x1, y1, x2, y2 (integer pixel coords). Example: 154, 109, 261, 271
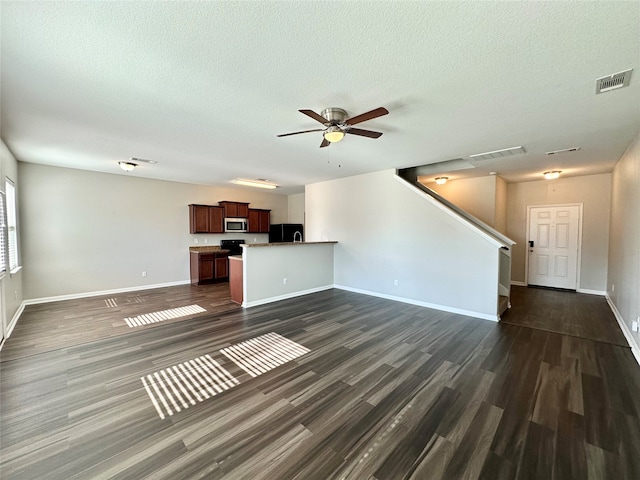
527, 205, 581, 289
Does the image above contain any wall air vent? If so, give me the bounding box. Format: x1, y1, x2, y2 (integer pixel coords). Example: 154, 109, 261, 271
546, 147, 580, 156
596, 69, 632, 94
469, 146, 526, 161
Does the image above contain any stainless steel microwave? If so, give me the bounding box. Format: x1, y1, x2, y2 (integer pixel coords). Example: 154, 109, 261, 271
224, 218, 248, 233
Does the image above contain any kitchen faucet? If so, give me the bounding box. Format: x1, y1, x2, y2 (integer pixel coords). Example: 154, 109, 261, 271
293, 231, 302, 243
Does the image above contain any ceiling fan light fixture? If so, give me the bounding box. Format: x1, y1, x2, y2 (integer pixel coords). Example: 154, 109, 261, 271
231, 178, 277, 189
435, 176, 448, 185
543, 171, 561, 180
118, 161, 137, 172
324, 126, 345, 143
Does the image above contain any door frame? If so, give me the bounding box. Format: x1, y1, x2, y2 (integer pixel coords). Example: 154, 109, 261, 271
524, 203, 584, 289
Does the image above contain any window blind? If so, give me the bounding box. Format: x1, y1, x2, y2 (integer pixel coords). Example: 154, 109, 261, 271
0, 191, 6, 275
6, 180, 18, 271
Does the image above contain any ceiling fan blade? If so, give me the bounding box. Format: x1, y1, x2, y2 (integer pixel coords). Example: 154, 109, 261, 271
320, 138, 330, 148
346, 128, 383, 139
299, 109, 328, 124
345, 107, 389, 126
277, 128, 324, 137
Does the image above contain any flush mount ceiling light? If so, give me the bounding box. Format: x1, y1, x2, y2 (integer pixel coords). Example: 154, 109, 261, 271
231, 178, 278, 189
118, 161, 137, 172
435, 177, 448, 185
323, 126, 345, 143
543, 171, 561, 180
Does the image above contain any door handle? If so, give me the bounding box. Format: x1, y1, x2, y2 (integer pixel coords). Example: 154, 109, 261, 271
529, 240, 534, 248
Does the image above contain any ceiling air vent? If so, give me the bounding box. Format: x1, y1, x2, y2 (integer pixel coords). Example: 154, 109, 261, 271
546, 147, 580, 156
596, 69, 632, 94
469, 146, 526, 161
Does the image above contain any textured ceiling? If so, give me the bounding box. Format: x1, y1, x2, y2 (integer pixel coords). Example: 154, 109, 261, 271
1, 1, 639, 195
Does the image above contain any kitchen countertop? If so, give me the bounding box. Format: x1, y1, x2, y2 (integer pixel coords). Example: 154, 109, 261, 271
242, 241, 337, 248
228, 255, 243, 260
189, 246, 231, 253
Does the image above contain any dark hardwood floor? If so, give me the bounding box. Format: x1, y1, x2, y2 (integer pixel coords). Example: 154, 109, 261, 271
1, 285, 639, 479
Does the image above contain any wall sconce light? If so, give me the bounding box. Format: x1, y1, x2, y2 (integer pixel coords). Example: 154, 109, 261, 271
118, 161, 137, 172
543, 171, 561, 180
435, 177, 448, 185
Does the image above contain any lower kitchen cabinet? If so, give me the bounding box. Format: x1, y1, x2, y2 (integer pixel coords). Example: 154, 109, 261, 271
190, 250, 229, 285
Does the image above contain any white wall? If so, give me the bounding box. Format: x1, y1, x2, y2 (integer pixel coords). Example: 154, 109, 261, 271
306, 169, 501, 320
506, 173, 611, 292
0, 140, 23, 339
18, 163, 288, 300
425, 176, 498, 227
495, 175, 508, 234
287, 193, 305, 224
608, 132, 640, 351
243, 243, 334, 306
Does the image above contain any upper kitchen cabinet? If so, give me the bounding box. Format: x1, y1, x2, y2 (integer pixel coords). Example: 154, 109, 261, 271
248, 209, 271, 233
219, 201, 249, 218
189, 204, 224, 234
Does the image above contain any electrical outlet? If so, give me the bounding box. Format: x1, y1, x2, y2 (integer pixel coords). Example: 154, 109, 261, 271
254, 237, 257, 242
612, 284, 615, 292
394, 279, 399, 287
632, 320, 639, 332
14, 290, 18, 300
283, 278, 287, 285
142, 271, 147, 277
204, 238, 208, 244
194, 238, 199, 244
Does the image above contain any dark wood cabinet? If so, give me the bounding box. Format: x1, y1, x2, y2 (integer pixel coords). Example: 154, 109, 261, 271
219, 201, 249, 218
208, 207, 224, 233
215, 256, 228, 279
189, 204, 223, 234
248, 208, 270, 233
190, 250, 229, 285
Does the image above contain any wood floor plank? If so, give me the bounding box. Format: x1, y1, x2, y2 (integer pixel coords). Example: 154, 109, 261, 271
1, 285, 639, 479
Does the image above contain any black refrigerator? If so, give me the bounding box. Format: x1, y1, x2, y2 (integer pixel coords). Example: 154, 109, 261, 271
269, 224, 304, 243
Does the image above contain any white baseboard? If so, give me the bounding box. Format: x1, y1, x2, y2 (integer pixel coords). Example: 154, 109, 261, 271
23, 280, 192, 306
2, 301, 25, 344
333, 285, 499, 322
243, 285, 334, 308
511, 281, 527, 287
606, 294, 640, 367
577, 288, 606, 296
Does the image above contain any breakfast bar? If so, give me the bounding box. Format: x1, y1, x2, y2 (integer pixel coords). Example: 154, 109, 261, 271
232, 241, 337, 307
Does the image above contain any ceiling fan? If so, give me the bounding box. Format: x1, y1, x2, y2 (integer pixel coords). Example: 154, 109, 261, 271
277, 107, 389, 148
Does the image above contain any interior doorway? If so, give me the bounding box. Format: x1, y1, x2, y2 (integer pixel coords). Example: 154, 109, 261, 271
526, 204, 582, 290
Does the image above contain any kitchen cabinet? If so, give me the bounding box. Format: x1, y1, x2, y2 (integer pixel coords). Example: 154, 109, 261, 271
248, 208, 271, 233
190, 250, 229, 285
189, 204, 224, 234
219, 201, 249, 218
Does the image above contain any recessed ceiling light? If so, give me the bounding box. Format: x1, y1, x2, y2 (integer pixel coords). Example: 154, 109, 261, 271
543, 171, 561, 180
435, 177, 448, 185
231, 178, 278, 189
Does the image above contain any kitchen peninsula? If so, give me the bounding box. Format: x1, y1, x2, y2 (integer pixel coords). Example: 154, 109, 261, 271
232, 241, 337, 307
